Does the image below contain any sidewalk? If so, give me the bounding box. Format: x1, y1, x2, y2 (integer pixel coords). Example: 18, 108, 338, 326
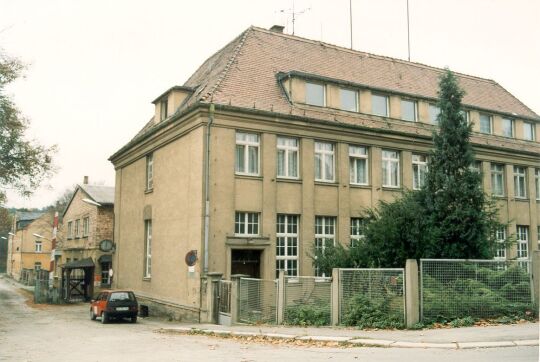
158, 321, 539, 349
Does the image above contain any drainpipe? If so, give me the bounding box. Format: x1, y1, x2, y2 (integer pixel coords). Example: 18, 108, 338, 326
203, 104, 214, 274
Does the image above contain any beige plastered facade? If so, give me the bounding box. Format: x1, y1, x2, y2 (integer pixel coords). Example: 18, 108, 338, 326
111, 80, 540, 321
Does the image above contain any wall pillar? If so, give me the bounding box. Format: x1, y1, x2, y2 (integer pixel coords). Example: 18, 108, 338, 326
405, 259, 420, 327
331, 268, 340, 325
201, 272, 222, 323
277, 270, 285, 324
531, 251, 540, 308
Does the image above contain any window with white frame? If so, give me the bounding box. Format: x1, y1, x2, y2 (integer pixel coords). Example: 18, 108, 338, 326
74, 219, 80, 238
516, 226, 529, 266
305, 82, 325, 106
460, 110, 470, 125
35, 240, 42, 252
276, 214, 299, 278
494, 227, 506, 260
401, 99, 417, 122
314, 142, 335, 182
340, 88, 358, 112
382, 150, 400, 188
350, 218, 366, 247
235, 212, 260, 236
34, 262, 41, 271
277, 137, 299, 179
146, 153, 154, 190
412, 154, 428, 190
490, 164, 505, 196
160, 99, 168, 121
349, 145, 368, 185
144, 220, 152, 278
513, 166, 527, 199
535, 169, 540, 200
479, 113, 492, 134
67, 221, 73, 239
235, 132, 260, 175
314, 216, 336, 277
82, 217, 89, 237
371, 94, 389, 117
523, 122, 535, 141
502, 118, 514, 138
429, 104, 440, 124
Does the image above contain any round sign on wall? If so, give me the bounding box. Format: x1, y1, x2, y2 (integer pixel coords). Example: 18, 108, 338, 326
99, 239, 114, 252
185, 250, 198, 266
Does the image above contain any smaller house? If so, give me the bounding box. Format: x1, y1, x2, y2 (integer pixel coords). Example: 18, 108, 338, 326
60, 177, 115, 292
7, 211, 54, 282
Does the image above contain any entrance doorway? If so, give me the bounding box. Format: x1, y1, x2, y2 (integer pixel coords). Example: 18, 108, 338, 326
231, 250, 261, 278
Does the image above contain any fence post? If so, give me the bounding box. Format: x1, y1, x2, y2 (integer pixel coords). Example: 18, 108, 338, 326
202, 272, 222, 323
405, 259, 420, 328
331, 268, 339, 326
230, 274, 248, 325
532, 251, 540, 308
277, 271, 285, 324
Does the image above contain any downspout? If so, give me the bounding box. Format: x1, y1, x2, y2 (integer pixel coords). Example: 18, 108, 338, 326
203, 103, 214, 274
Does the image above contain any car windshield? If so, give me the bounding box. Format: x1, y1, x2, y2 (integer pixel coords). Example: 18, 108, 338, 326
109, 292, 134, 302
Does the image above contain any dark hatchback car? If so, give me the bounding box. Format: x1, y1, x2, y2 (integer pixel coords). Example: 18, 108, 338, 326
90, 290, 138, 324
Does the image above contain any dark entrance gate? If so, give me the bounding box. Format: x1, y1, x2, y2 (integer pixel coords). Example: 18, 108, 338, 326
61, 258, 95, 302
231, 250, 261, 278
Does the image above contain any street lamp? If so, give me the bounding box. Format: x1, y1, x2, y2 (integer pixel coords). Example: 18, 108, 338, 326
82, 198, 101, 207
0, 236, 6, 240
33, 233, 49, 240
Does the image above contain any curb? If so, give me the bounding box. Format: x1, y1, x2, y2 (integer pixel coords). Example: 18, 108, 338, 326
157, 327, 539, 349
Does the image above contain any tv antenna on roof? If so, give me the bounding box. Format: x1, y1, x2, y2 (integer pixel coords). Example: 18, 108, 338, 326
279, 0, 311, 35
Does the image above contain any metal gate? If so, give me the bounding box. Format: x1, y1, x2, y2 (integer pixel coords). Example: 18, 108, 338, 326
217, 280, 232, 325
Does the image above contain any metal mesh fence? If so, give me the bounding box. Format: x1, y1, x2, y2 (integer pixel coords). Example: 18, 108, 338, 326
339, 269, 405, 327
238, 278, 278, 324
420, 259, 534, 322
283, 276, 332, 326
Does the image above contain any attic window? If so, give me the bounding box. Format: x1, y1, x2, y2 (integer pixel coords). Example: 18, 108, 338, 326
160, 99, 168, 121
305, 82, 325, 107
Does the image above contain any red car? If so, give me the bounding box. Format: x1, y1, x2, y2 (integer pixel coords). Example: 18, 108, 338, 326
90, 290, 138, 324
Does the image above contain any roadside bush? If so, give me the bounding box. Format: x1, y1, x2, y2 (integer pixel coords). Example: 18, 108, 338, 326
284, 302, 330, 327
341, 294, 404, 329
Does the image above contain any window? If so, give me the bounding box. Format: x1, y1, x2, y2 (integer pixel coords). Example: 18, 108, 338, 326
314, 142, 335, 182
146, 153, 154, 190
235, 212, 260, 236
83, 217, 90, 237
494, 228, 506, 260
490, 164, 505, 196
350, 218, 366, 247
516, 226, 529, 267
479, 113, 492, 134
502, 118, 514, 138
340, 88, 358, 112
34, 262, 42, 271
160, 99, 168, 121
277, 137, 299, 179
535, 169, 540, 200
471, 161, 482, 174
67, 221, 73, 239
429, 104, 440, 124
372, 94, 389, 117
537, 226, 540, 244
412, 154, 428, 190
144, 220, 152, 278
35, 241, 42, 252
305, 82, 325, 106
460, 110, 470, 124
513, 166, 527, 198
74, 219, 80, 238
523, 122, 535, 141
401, 99, 417, 122
235, 132, 259, 175
349, 146, 368, 185
382, 150, 400, 188
276, 215, 299, 278
314, 216, 336, 277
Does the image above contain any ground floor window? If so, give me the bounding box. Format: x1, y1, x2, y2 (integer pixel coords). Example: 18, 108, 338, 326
315, 216, 336, 277
276, 214, 299, 278
494, 227, 506, 260
34, 262, 41, 271
101, 262, 111, 285
517, 225, 529, 270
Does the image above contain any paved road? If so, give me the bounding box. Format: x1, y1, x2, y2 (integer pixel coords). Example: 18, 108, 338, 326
0, 275, 537, 362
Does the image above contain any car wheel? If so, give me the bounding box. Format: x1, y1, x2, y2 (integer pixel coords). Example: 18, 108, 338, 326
101, 312, 109, 324
131, 316, 137, 323
90, 309, 96, 320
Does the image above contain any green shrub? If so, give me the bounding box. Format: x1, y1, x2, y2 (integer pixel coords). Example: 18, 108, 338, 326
284, 303, 330, 327
449, 317, 475, 327
341, 294, 404, 329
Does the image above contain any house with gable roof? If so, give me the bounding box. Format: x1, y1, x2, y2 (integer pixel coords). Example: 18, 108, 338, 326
109, 25, 540, 321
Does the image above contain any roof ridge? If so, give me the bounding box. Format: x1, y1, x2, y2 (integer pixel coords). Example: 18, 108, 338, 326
201, 27, 253, 102
249, 26, 499, 85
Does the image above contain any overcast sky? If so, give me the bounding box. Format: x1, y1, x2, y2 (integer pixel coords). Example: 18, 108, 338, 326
2, 0, 539, 209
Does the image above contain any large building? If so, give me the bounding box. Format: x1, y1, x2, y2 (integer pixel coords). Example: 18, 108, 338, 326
109, 26, 540, 321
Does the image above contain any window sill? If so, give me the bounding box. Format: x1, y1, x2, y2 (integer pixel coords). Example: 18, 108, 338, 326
235, 174, 263, 181
382, 186, 402, 191
276, 177, 301, 184
142, 277, 151, 282
144, 188, 154, 194
513, 197, 529, 202
349, 183, 370, 189
314, 181, 339, 187
492, 195, 506, 199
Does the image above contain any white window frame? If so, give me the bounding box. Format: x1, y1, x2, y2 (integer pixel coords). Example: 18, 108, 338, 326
412, 154, 428, 190
74, 219, 80, 238
513, 166, 527, 199
276, 214, 299, 278
429, 104, 440, 124
235, 212, 260, 236
235, 132, 260, 176
535, 169, 540, 201
35, 240, 42, 252
82, 217, 89, 237
479, 113, 492, 134
349, 145, 368, 185
382, 150, 400, 188
372, 93, 389, 117
516, 226, 529, 267
146, 153, 154, 190
339, 88, 358, 112
305, 82, 326, 107
144, 220, 152, 278
314, 216, 336, 277
34, 262, 42, 271
160, 99, 168, 121
502, 118, 514, 138
350, 218, 365, 247
490, 164, 505, 197
314, 142, 335, 182
494, 228, 506, 260
460, 110, 470, 125
276, 137, 299, 179
401, 99, 417, 122
67, 221, 73, 239
523, 122, 535, 141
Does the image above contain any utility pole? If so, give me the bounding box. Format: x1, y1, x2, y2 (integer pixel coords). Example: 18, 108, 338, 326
280, 0, 310, 35
349, 0, 353, 49
407, 0, 411, 61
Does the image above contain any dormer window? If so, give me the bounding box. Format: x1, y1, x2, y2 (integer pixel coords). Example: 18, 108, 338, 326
502, 118, 514, 138
305, 82, 325, 106
429, 104, 440, 124
160, 99, 168, 121
480, 113, 492, 134
372, 94, 389, 117
339, 88, 358, 112
401, 99, 417, 122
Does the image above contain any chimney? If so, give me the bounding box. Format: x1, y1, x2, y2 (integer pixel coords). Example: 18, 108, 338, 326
269, 25, 284, 34
83, 176, 89, 185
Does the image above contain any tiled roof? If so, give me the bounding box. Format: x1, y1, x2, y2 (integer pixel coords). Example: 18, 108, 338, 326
79, 185, 115, 205
16, 211, 44, 222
